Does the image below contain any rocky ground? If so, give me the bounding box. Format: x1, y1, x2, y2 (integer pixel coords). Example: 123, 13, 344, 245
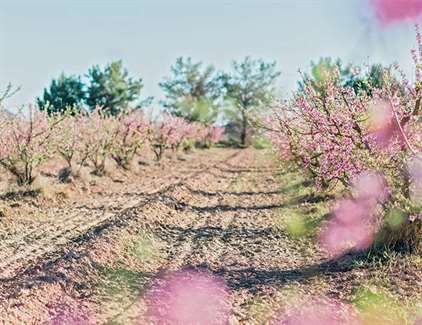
0, 148, 420, 324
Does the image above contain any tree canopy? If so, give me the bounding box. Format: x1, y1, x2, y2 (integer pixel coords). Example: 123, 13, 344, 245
220, 57, 281, 145
298, 57, 387, 97
37, 74, 86, 115
159, 57, 222, 124
86, 60, 144, 115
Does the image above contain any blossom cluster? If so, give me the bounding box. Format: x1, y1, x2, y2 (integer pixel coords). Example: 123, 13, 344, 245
149, 114, 224, 161
265, 28, 422, 254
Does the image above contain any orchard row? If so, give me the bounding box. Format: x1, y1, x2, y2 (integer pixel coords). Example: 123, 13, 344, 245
0, 106, 223, 186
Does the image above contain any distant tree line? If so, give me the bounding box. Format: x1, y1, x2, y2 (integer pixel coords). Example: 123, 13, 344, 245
28, 56, 390, 146
37, 61, 151, 116
36, 57, 281, 146
297, 57, 389, 98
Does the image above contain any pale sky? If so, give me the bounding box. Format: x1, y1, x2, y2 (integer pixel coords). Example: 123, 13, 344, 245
0, 0, 420, 109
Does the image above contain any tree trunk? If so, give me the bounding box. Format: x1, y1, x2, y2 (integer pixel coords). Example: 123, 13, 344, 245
240, 110, 247, 147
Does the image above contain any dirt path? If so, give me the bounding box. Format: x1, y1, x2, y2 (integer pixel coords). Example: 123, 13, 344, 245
0, 149, 239, 280
116, 148, 319, 324
0, 148, 420, 324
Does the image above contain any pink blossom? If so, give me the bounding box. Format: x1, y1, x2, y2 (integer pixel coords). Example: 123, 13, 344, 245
408, 156, 422, 205
320, 215, 377, 258
320, 172, 387, 258
109, 110, 150, 168
47, 302, 94, 325
150, 114, 222, 160
331, 198, 373, 226
320, 198, 378, 258
369, 100, 400, 148
273, 297, 361, 325
0, 105, 52, 184
145, 270, 231, 325
205, 126, 225, 144
352, 171, 389, 203
266, 27, 422, 258
369, 0, 422, 26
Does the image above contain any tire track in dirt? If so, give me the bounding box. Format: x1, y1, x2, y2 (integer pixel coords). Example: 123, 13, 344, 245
148, 150, 291, 272
0, 150, 217, 245
109, 149, 310, 323
2, 149, 421, 324
0, 149, 312, 323
0, 149, 243, 300
92, 149, 258, 323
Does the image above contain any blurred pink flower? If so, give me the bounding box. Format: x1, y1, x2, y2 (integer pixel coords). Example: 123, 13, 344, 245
145, 270, 231, 325
408, 156, 422, 205
320, 199, 377, 258
332, 199, 372, 226
320, 172, 386, 257
47, 302, 93, 325
273, 298, 361, 325
369, 0, 422, 26
369, 100, 400, 148
352, 171, 389, 203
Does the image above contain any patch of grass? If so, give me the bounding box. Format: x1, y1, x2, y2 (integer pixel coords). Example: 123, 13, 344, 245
277, 169, 311, 195
352, 286, 416, 324
99, 266, 148, 299
97, 233, 163, 304
275, 208, 309, 237
274, 167, 331, 239
246, 297, 277, 323
214, 142, 228, 148
130, 234, 159, 264
352, 249, 400, 269
251, 136, 272, 150
352, 248, 422, 277
229, 176, 243, 192
95, 233, 162, 323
